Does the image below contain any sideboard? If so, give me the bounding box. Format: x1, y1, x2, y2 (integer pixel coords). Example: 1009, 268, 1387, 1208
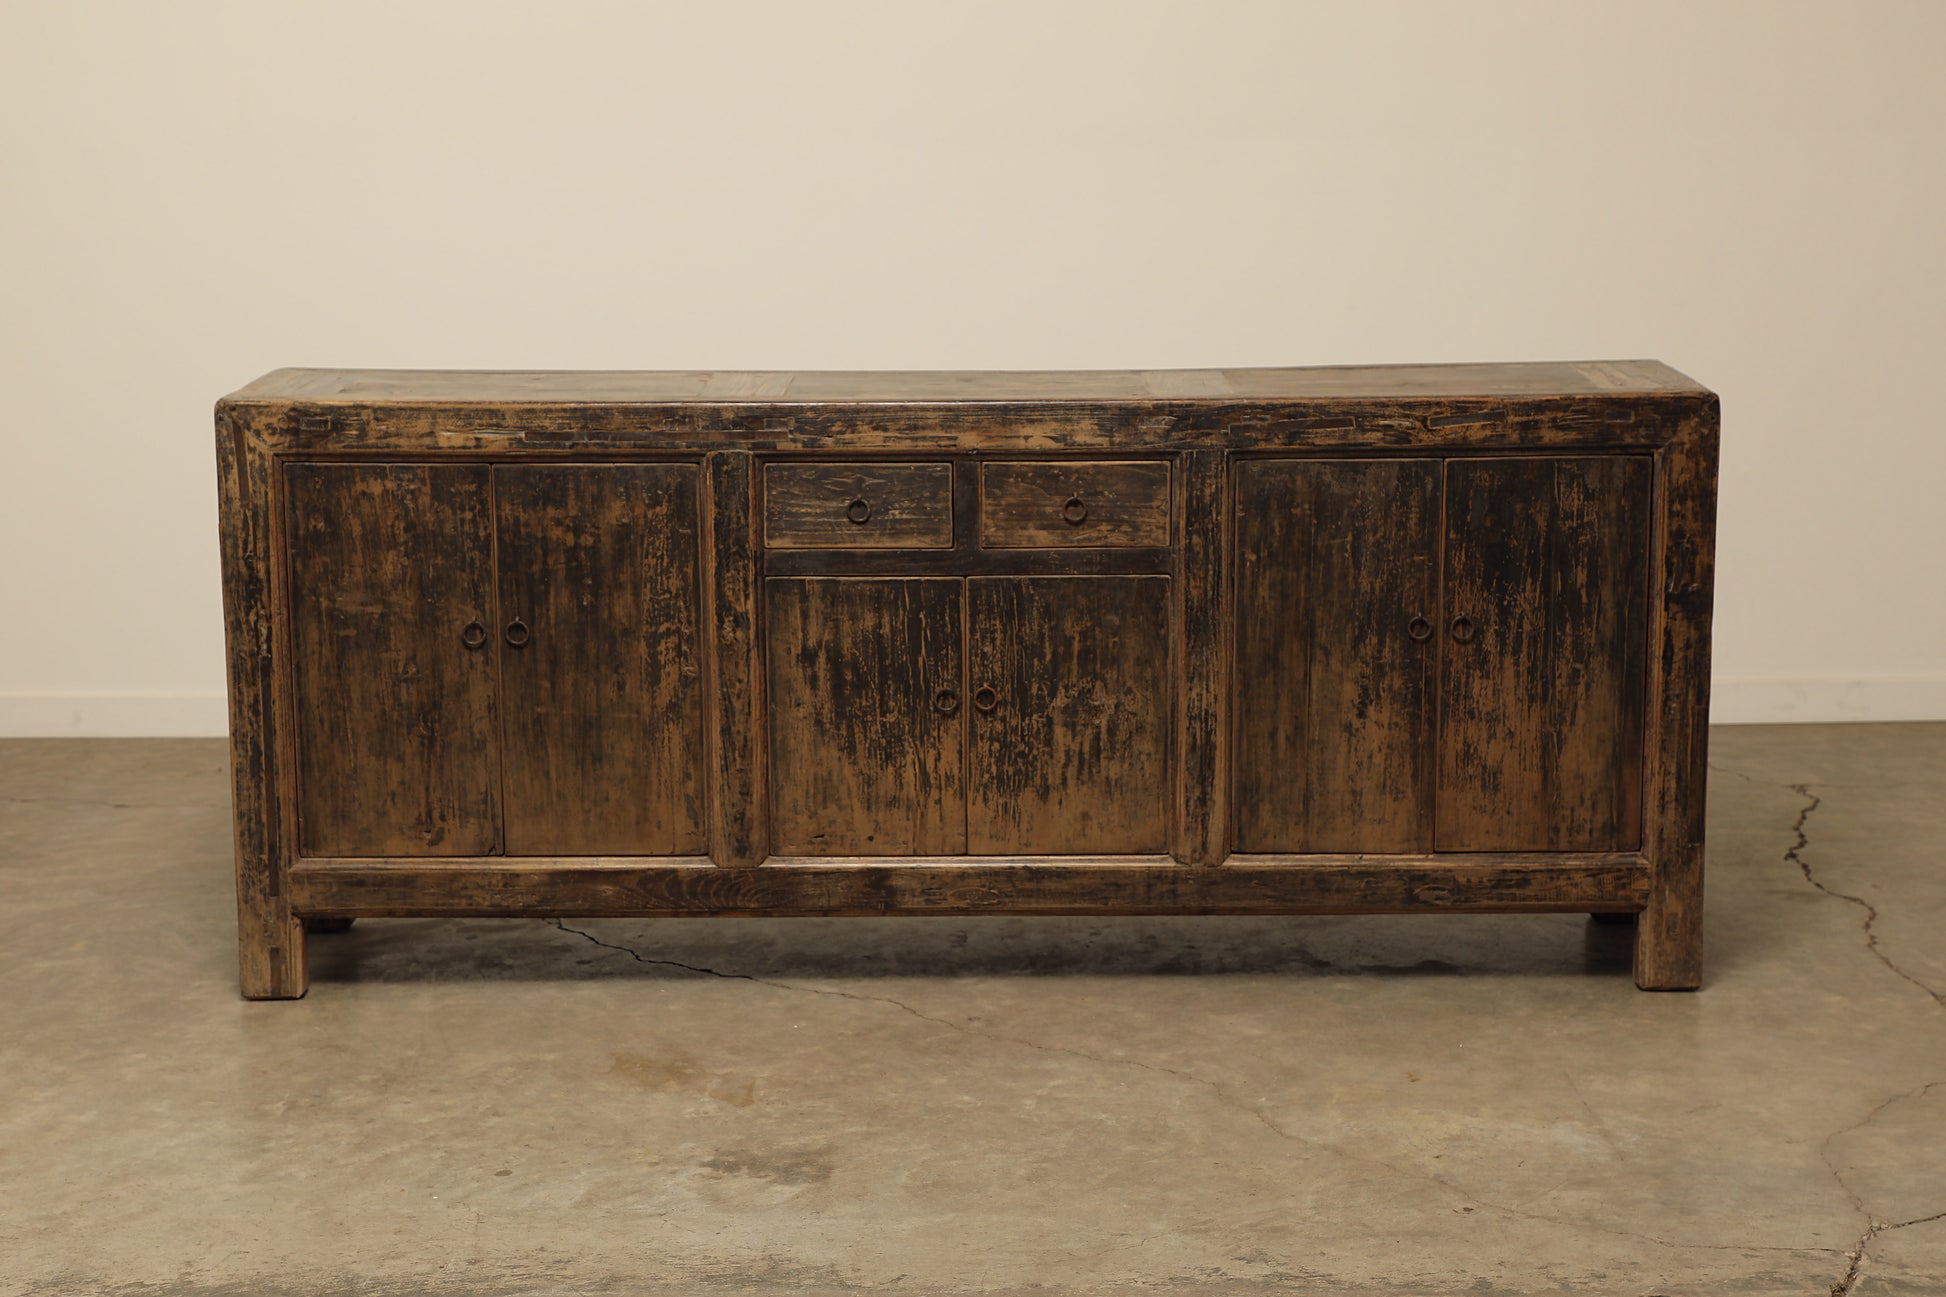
215, 362, 1718, 998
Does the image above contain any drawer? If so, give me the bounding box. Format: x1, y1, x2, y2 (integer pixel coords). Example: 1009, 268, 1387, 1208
980, 461, 1172, 548
764, 462, 953, 549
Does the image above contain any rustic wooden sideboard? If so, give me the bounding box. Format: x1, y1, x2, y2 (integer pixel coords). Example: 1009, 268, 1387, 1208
216, 362, 1718, 998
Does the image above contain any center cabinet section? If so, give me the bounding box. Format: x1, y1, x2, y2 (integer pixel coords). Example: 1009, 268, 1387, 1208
1232, 456, 1651, 855
765, 575, 1172, 857
284, 462, 706, 859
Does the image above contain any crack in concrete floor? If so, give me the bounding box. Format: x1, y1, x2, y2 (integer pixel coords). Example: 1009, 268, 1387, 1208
1784, 784, 1946, 1012
1760, 777, 1946, 1294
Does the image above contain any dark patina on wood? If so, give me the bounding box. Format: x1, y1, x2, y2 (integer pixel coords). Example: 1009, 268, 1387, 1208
217, 361, 1718, 997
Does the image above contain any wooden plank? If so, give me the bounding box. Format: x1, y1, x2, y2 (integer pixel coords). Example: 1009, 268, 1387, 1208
1635, 402, 1720, 989
1173, 450, 1228, 865
217, 416, 308, 998
766, 577, 965, 855
220, 397, 1687, 456
764, 462, 953, 549
1437, 457, 1652, 852
288, 854, 1649, 917
979, 460, 1172, 548
284, 463, 501, 857
704, 453, 765, 866
1233, 459, 1441, 852
223, 361, 1709, 406
494, 465, 706, 855
966, 576, 1171, 854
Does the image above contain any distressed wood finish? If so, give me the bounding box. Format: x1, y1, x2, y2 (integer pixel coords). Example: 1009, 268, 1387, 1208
1233, 459, 1441, 853
764, 462, 953, 549
966, 576, 1172, 855
1172, 450, 1228, 865
765, 578, 966, 855
284, 464, 501, 858
218, 413, 307, 997
704, 453, 764, 867
289, 854, 1649, 917
495, 465, 705, 855
979, 461, 1171, 548
1635, 408, 1720, 989
1438, 457, 1652, 852
218, 362, 1717, 996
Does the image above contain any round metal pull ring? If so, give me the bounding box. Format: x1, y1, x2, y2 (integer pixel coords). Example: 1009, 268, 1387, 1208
1450, 615, 1476, 645
1061, 496, 1088, 525
973, 686, 999, 713
846, 498, 872, 525
505, 618, 532, 648
460, 621, 488, 650
933, 689, 960, 715
1407, 615, 1433, 643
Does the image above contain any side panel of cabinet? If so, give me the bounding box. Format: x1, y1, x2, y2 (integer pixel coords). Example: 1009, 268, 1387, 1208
284, 463, 500, 857
1231, 459, 1441, 853
966, 576, 1171, 855
1438, 456, 1652, 851
766, 577, 965, 855
495, 465, 706, 856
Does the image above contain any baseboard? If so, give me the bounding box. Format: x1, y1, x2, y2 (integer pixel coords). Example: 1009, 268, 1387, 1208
0, 691, 230, 738
2, 679, 1941, 737
1710, 676, 1946, 724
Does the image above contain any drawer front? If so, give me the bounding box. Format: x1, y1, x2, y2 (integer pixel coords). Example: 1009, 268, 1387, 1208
980, 461, 1172, 548
764, 462, 953, 549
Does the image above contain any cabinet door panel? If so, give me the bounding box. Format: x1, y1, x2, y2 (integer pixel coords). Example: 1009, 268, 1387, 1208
285, 463, 500, 856
1232, 460, 1440, 853
1438, 457, 1651, 851
766, 578, 965, 855
967, 576, 1170, 855
495, 465, 705, 856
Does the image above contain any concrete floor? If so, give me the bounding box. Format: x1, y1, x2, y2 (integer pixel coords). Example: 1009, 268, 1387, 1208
1, 726, 1943, 1296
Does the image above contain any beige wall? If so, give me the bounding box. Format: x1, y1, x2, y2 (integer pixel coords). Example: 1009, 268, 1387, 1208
3, 0, 1943, 734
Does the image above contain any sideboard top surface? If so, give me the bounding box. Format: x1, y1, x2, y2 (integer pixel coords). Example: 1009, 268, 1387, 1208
222, 360, 1711, 408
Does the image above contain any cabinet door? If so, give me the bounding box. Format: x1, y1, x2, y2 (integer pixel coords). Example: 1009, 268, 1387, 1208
1232, 459, 1441, 853
495, 465, 705, 856
766, 578, 965, 855
1438, 457, 1651, 851
285, 463, 500, 856
966, 576, 1170, 855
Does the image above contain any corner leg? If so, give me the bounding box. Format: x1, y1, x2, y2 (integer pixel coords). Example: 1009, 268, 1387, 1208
303, 916, 356, 934
1633, 845, 1702, 990
239, 891, 307, 999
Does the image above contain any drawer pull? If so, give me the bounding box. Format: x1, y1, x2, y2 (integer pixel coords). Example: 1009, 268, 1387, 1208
505, 618, 532, 648
460, 620, 488, 650
933, 688, 960, 715
973, 685, 999, 713
1450, 615, 1476, 644
846, 498, 872, 525
1062, 495, 1088, 525
1407, 614, 1433, 642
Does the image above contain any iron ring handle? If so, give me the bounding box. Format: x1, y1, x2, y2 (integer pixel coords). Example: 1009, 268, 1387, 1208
505, 618, 532, 648
460, 621, 488, 650
933, 689, 960, 715
973, 686, 999, 713
846, 498, 872, 525
1062, 496, 1088, 525
1407, 615, 1433, 643
1450, 615, 1476, 644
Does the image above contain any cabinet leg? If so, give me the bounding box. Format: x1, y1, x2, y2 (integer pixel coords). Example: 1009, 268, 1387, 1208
302, 916, 356, 934
239, 906, 308, 1000
1633, 849, 1703, 990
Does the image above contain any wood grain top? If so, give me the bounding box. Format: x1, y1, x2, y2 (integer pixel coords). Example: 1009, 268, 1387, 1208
223, 360, 1710, 406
